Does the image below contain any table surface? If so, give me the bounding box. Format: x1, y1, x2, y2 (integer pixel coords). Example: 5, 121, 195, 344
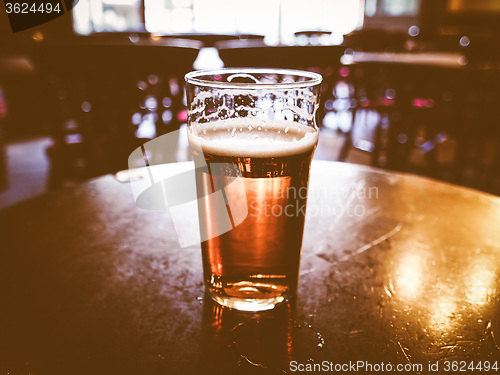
1, 161, 500, 374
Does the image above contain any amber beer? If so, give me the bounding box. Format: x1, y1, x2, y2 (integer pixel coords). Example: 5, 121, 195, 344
188, 119, 318, 310
185, 68, 322, 311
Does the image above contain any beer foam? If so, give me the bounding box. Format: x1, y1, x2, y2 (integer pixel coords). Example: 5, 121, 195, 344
187, 119, 318, 157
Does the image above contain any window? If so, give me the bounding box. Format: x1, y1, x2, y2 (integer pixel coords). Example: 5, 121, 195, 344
363, 0, 420, 31
73, 0, 144, 35
73, 0, 364, 43
365, 0, 420, 17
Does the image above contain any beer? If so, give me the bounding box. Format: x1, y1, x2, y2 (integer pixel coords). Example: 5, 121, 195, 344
185, 68, 322, 311
188, 118, 318, 311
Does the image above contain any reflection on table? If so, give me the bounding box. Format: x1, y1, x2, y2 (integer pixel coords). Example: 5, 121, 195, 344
0, 161, 499, 374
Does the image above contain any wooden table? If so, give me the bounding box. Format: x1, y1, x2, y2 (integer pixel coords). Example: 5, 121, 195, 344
1, 161, 499, 374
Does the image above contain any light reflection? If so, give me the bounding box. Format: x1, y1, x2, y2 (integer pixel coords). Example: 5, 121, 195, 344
458, 55, 468, 66
212, 301, 223, 333
465, 259, 496, 305
201, 297, 293, 372
459, 36, 471, 47
408, 25, 419, 37
395, 253, 423, 300
32, 31, 44, 41
429, 296, 457, 330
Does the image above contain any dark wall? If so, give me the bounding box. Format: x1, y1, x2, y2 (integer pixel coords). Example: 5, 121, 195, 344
0, 7, 75, 140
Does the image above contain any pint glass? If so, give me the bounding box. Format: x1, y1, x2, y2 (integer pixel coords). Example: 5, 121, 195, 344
185, 69, 322, 311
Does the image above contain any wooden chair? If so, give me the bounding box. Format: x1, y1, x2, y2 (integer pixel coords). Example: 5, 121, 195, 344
31, 37, 201, 187
340, 61, 459, 171
339, 57, 500, 195
337, 61, 398, 167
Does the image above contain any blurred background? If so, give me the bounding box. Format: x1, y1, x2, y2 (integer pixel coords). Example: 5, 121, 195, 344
1, 0, 500, 209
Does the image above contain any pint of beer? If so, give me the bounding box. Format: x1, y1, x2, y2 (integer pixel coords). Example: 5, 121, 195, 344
185, 69, 322, 311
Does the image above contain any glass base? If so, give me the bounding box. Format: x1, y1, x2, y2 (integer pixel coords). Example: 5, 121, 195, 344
206, 281, 289, 311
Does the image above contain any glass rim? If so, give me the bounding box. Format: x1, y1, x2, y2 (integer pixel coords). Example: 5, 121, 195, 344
185, 68, 323, 89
